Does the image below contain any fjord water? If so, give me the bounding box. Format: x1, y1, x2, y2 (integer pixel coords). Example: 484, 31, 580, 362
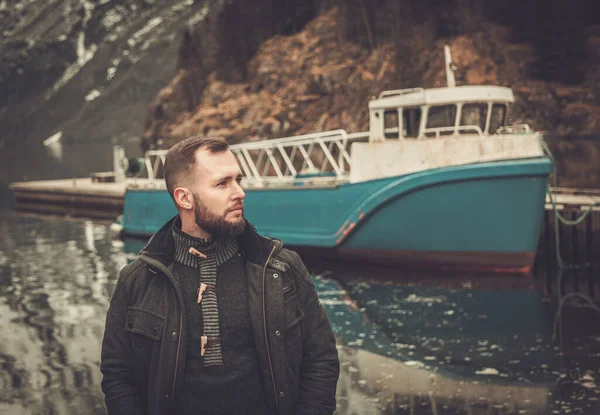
1, 210, 600, 414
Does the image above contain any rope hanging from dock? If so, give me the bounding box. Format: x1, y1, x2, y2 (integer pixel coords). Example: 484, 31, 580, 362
540, 138, 600, 352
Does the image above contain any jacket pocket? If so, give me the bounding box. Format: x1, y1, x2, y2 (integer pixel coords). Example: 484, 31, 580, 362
125, 307, 165, 399
125, 307, 165, 341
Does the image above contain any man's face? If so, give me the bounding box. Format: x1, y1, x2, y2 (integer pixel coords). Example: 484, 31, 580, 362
189, 149, 246, 238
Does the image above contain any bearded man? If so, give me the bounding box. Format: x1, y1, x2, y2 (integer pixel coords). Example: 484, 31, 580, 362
100, 136, 340, 415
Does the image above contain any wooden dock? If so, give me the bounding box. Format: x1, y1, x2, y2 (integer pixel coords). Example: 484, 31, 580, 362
545, 187, 600, 211
10, 178, 129, 220
536, 188, 600, 303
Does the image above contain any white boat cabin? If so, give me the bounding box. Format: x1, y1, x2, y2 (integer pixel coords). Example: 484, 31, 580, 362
350, 85, 543, 182
368, 85, 514, 141
349, 50, 545, 184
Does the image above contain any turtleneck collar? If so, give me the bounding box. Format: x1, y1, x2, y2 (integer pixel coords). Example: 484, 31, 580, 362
171, 220, 239, 267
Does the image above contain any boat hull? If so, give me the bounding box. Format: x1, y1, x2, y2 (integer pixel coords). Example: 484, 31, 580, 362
122, 158, 552, 273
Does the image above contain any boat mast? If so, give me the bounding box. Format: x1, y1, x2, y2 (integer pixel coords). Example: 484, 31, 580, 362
444, 45, 456, 88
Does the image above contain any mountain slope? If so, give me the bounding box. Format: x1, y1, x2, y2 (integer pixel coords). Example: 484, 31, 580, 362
143, 6, 600, 153
0, 0, 217, 152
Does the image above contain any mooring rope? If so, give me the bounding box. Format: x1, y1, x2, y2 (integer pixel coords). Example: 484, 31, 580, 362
539, 138, 600, 351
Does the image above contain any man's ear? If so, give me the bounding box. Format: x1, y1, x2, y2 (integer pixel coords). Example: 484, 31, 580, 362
174, 187, 193, 210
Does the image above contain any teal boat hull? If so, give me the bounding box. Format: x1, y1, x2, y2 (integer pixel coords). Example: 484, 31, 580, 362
122, 158, 552, 273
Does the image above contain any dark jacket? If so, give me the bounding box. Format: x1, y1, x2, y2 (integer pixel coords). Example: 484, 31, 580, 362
101, 216, 339, 415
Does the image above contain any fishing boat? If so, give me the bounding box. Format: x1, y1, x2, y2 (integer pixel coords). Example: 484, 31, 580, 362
121, 46, 552, 273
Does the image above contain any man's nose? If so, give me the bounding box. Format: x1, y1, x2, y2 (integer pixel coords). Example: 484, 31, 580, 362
233, 181, 245, 200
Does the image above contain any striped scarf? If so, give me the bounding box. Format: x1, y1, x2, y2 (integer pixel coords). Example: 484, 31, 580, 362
172, 227, 239, 366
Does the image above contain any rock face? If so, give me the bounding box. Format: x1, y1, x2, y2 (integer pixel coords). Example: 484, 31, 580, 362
143, 7, 600, 153
144, 7, 396, 149
0, 0, 212, 151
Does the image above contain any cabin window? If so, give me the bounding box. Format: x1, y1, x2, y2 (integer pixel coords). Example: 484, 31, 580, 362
425, 105, 457, 137
459, 103, 488, 134
384, 110, 399, 139
489, 104, 507, 134
402, 107, 421, 138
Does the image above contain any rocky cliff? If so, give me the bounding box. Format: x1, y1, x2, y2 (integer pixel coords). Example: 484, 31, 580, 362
143, 6, 600, 153
0, 0, 212, 151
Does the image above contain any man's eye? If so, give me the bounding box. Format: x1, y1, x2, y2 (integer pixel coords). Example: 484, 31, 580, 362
217, 181, 226, 187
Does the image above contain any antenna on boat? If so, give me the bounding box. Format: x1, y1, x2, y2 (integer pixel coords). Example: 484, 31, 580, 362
444, 45, 457, 88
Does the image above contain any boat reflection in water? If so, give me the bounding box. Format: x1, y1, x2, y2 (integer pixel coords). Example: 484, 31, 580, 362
315, 274, 552, 414
307, 257, 600, 415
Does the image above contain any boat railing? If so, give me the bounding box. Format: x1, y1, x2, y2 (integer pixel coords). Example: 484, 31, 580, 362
422, 124, 484, 138
144, 150, 167, 182
378, 88, 424, 99
495, 124, 531, 135
138, 130, 370, 185
231, 129, 369, 187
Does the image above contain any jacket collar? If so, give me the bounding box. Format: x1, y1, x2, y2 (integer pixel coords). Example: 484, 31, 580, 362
139, 215, 283, 268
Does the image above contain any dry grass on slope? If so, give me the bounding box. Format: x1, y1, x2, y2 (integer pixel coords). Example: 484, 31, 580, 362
143, 8, 600, 150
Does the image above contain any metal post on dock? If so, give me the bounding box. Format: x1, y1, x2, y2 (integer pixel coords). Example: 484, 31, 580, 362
113, 146, 126, 183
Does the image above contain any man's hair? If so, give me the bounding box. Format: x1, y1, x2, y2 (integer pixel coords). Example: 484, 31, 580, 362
163, 136, 229, 199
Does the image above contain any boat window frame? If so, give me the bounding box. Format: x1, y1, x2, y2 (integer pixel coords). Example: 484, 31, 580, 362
424, 104, 458, 138
401, 106, 422, 139
383, 109, 400, 139
458, 102, 489, 135
489, 103, 508, 134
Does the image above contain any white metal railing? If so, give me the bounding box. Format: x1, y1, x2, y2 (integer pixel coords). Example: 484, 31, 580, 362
496, 124, 531, 135
378, 88, 424, 99
144, 150, 167, 181
231, 129, 369, 187
422, 124, 535, 138
422, 124, 484, 138
137, 130, 370, 185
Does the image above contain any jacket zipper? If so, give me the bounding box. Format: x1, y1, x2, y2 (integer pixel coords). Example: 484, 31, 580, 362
171, 310, 183, 405
263, 244, 279, 409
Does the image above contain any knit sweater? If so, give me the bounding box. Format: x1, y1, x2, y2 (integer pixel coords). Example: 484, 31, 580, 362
171, 225, 268, 414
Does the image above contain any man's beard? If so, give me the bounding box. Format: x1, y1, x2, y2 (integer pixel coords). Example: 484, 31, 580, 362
193, 195, 246, 239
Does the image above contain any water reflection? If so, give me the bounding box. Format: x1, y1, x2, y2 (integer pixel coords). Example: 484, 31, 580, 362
1, 213, 600, 414
313, 268, 600, 414
0, 213, 127, 414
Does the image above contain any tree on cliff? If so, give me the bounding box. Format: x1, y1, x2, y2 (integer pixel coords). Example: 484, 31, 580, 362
177, 0, 594, 92
338, 0, 592, 85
